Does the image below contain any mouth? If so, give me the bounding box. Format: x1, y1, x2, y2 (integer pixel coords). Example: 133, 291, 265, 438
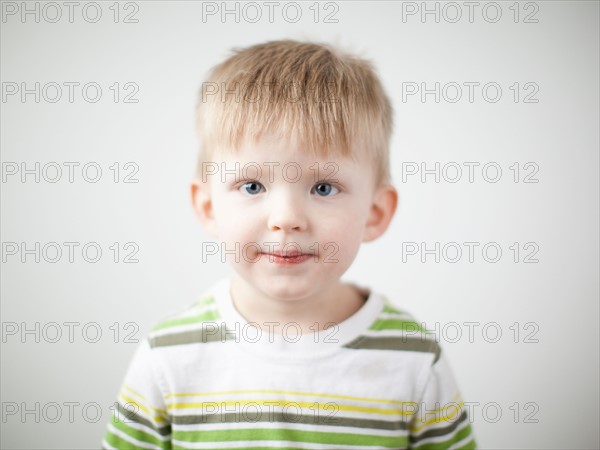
260, 252, 313, 265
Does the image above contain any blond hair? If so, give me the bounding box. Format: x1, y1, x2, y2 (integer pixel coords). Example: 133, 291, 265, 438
195, 39, 393, 186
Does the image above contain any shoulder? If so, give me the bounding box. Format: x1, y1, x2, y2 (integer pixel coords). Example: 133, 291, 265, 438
344, 294, 441, 363
146, 281, 226, 349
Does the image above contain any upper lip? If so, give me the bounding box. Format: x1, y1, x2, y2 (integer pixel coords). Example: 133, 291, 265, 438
261, 250, 311, 257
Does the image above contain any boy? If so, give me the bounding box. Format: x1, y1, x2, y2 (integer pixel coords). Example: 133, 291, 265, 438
102, 40, 476, 449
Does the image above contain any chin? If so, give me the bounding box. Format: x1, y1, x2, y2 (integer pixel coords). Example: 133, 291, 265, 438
257, 279, 316, 301
262, 286, 310, 302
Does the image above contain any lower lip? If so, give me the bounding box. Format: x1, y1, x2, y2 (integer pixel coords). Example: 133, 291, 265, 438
261, 254, 312, 265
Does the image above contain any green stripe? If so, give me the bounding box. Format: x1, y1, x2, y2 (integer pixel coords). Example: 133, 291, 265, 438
173, 428, 407, 447
210, 448, 308, 450
111, 413, 169, 447
105, 430, 141, 449
458, 438, 477, 450
370, 318, 431, 333
152, 309, 221, 332
412, 422, 474, 449
382, 301, 407, 315
186, 448, 407, 450
152, 301, 221, 333
105, 426, 169, 449
171, 411, 408, 431
185, 448, 318, 450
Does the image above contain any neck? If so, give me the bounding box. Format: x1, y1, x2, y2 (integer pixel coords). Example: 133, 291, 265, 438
229, 274, 366, 334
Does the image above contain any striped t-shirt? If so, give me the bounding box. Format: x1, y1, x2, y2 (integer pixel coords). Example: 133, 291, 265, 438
102, 278, 476, 449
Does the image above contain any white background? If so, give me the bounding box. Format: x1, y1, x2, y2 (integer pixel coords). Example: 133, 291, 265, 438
1, 1, 599, 448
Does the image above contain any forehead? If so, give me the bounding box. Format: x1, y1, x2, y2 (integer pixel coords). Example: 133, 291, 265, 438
213, 134, 365, 171
204, 132, 380, 189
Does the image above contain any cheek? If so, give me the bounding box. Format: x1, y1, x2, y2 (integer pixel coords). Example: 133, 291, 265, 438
212, 199, 244, 239
318, 221, 364, 263
319, 202, 369, 237
215, 207, 265, 249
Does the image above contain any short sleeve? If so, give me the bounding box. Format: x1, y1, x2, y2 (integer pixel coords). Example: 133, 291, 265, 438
102, 339, 172, 449
408, 351, 477, 449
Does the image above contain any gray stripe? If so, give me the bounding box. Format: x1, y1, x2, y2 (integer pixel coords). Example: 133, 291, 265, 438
149, 326, 236, 348
117, 402, 171, 436
343, 336, 441, 362
170, 412, 409, 431
151, 330, 442, 363
409, 410, 469, 443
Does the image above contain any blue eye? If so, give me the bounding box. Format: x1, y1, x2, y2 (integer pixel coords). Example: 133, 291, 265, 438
240, 181, 264, 195
313, 182, 339, 197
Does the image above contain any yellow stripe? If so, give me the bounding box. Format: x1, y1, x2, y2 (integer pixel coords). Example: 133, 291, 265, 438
165, 389, 414, 406
410, 401, 464, 432
123, 384, 146, 402
167, 399, 415, 417
118, 392, 168, 423
421, 393, 461, 415
411, 393, 462, 418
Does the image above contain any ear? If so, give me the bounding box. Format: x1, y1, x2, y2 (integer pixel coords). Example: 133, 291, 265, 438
190, 179, 219, 238
362, 184, 398, 243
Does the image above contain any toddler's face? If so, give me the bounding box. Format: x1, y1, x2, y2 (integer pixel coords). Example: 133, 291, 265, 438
197, 134, 390, 302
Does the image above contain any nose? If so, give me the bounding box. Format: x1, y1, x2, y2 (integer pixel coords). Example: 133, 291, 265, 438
267, 191, 307, 232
